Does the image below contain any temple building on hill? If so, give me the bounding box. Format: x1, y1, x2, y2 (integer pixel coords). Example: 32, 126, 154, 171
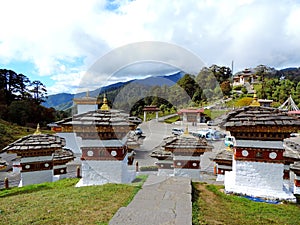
232, 68, 257, 86
151, 127, 212, 179
223, 99, 300, 201
1, 126, 74, 186
177, 108, 206, 124
56, 95, 142, 186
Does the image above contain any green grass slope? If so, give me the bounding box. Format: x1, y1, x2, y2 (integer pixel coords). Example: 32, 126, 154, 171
0, 178, 142, 225
0, 119, 36, 150
192, 183, 300, 225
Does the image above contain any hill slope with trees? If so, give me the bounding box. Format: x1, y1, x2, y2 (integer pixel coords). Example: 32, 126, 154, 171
0, 69, 68, 127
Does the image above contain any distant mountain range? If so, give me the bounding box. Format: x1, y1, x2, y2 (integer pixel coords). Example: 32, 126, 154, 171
42, 71, 185, 110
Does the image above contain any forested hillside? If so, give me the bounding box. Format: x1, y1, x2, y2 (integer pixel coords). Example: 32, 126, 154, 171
0, 119, 36, 150
99, 64, 300, 117
98, 65, 233, 116
1, 65, 299, 126
0, 69, 68, 127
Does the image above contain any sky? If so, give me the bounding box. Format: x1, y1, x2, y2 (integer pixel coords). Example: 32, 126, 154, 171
0, 0, 300, 94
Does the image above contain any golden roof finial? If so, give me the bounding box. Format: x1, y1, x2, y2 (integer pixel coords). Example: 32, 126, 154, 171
33, 123, 42, 135
184, 125, 189, 135
250, 90, 260, 107
100, 93, 110, 110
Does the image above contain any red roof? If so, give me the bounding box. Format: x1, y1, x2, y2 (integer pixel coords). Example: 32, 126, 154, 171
288, 110, 300, 115
178, 108, 204, 114
143, 106, 160, 111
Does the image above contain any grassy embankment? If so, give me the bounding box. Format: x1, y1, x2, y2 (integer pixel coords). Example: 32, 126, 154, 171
1, 175, 300, 224
192, 183, 300, 225
164, 115, 180, 123
0, 119, 52, 150
0, 176, 147, 225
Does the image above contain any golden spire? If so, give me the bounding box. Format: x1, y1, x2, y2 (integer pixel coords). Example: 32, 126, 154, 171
184, 125, 189, 135
33, 123, 42, 135
100, 93, 110, 110
250, 90, 260, 107
182, 125, 195, 138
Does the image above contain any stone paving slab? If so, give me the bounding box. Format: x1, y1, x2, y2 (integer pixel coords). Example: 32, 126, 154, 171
109, 175, 192, 225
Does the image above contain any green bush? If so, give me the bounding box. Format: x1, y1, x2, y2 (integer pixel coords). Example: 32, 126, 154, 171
233, 85, 243, 90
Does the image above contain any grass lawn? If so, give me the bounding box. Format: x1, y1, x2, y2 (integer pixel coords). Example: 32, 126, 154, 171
192, 183, 300, 225
164, 115, 180, 123
0, 177, 145, 225
209, 110, 229, 120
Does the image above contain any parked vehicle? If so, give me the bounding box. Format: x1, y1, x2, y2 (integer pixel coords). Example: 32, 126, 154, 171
172, 128, 184, 136
128, 116, 142, 124
191, 129, 226, 141
207, 120, 216, 126
134, 128, 143, 135
224, 136, 235, 147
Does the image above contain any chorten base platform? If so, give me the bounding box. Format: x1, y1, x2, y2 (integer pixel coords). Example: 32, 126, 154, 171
225, 171, 296, 202
76, 160, 136, 187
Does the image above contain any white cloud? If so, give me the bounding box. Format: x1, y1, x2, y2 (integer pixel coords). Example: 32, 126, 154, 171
48, 71, 85, 94
0, 0, 300, 94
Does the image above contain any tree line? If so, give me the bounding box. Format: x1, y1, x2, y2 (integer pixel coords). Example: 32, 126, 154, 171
0, 69, 68, 127
256, 78, 300, 107
99, 64, 300, 118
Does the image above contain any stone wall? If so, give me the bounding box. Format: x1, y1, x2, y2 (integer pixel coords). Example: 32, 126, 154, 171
20, 170, 53, 187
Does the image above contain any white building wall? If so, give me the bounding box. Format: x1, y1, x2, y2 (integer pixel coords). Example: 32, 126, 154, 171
76, 156, 136, 187
56, 132, 82, 155
293, 185, 300, 195
216, 174, 225, 182
53, 174, 68, 182
289, 171, 295, 193
225, 160, 296, 201
173, 156, 200, 161
233, 160, 284, 191
291, 173, 300, 195
174, 168, 201, 180
158, 169, 173, 176
77, 104, 97, 115
12, 161, 21, 173
20, 170, 53, 187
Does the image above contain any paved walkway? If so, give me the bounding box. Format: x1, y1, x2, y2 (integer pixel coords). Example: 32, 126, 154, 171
109, 175, 192, 225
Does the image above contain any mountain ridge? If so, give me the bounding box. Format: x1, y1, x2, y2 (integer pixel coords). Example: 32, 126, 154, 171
43, 71, 185, 110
